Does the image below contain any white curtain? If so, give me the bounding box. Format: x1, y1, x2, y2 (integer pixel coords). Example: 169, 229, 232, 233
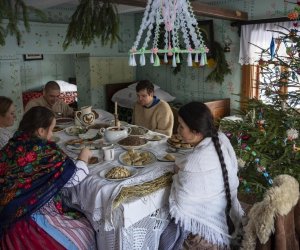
239, 21, 296, 65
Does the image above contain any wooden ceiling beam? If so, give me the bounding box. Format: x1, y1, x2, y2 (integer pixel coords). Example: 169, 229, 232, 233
112, 0, 248, 21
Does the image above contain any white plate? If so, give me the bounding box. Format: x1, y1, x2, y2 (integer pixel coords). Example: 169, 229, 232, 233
64, 126, 86, 136
157, 154, 176, 162
98, 166, 137, 181
119, 149, 156, 167
51, 136, 60, 143
145, 134, 166, 141
78, 129, 99, 139
65, 139, 103, 151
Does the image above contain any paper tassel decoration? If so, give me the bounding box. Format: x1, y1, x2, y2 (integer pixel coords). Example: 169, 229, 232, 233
164, 53, 168, 63
187, 53, 192, 66
154, 54, 161, 66
195, 53, 199, 62
131, 54, 137, 66
150, 53, 154, 64
199, 53, 205, 66
172, 54, 177, 67
140, 54, 146, 66
176, 54, 180, 63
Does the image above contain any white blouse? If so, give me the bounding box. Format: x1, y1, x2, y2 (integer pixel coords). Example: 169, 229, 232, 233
0, 127, 13, 149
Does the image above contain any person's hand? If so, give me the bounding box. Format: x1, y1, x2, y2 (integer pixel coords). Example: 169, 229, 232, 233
78, 147, 92, 163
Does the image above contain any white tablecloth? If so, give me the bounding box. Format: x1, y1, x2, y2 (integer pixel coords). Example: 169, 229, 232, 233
56, 112, 179, 249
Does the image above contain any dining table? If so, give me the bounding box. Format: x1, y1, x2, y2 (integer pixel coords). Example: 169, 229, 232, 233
54, 109, 186, 250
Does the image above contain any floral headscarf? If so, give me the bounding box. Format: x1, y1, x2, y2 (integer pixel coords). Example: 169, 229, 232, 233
0, 131, 76, 234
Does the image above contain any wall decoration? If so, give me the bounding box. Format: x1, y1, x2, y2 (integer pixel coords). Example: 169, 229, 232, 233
23, 54, 44, 61
197, 20, 214, 58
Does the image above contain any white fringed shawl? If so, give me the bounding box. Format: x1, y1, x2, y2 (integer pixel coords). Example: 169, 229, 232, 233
169, 132, 244, 246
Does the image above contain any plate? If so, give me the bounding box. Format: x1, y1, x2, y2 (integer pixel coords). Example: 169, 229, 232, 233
56, 117, 74, 126
129, 126, 149, 136
118, 136, 148, 150
119, 149, 156, 167
157, 153, 176, 162
167, 138, 194, 151
64, 126, 86, 136
51, 136, 60, 143
88, 156, 102, 166
53, 126, 64, 133
87, 123, 109, 130
65, 138, 103, 150
146, 134, 166, 141
98, 166, 137, 181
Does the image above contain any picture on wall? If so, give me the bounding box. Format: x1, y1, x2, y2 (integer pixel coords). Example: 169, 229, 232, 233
23, 54, 44, 61
197, 20, 214, 58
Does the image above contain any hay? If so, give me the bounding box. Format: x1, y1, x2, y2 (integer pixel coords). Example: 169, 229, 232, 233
113, 172, 174, 209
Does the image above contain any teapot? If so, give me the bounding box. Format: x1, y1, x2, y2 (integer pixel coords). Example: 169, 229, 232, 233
99, 126, 131, 143
75, 106, 95, 126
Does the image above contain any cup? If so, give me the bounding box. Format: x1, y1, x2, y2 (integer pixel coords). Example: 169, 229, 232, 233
102, 145, 115, 161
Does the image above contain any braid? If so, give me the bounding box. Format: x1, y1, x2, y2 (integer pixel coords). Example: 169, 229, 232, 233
211, 129, 235, 235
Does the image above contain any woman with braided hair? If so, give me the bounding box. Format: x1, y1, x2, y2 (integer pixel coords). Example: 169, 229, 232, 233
159, 102, 243, 250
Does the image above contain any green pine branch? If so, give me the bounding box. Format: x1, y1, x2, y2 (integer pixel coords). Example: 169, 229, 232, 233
63, 0, 120, 50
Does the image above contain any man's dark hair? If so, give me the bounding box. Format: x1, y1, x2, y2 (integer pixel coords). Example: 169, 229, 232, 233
136, 80, 154, 95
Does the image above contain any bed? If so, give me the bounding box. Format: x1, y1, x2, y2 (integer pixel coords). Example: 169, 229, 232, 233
22, 80, 78, 109
105, 81, 230, 133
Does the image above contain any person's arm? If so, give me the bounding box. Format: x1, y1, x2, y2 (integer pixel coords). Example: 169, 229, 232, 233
61, 101, 74, 117
64, 148, 92, 187
154, 103, 174, 136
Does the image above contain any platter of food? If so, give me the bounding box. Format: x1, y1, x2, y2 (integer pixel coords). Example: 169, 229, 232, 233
56, 117, 74, 126
53, 126, 64, 133
65, 138, 103, 151
88, 156, 102, 166
167, 134, 194, 151
117, 136, 148, 150
119, 149, 156, 167
99, 166, 137, 181
64, 126, 87, 136
129, 126, 149, 136
87, 123, 109, 130
146, 134, 166, 141
157, 153, 176, 162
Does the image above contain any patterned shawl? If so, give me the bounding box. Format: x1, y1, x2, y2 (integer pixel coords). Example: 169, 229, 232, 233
0, 131, 76, 235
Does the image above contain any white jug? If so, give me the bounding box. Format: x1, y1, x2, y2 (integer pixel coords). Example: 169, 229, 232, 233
75, 106, 95, 126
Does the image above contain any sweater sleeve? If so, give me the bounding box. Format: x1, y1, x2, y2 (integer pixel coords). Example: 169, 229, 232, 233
153, 101, 174, 136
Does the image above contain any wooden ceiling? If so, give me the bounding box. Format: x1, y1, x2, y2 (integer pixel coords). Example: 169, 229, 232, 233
113, 0, 248, 21
24, 0, 248, 21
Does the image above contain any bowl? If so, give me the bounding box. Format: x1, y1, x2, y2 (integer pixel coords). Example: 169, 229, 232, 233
117, 136, 148, 150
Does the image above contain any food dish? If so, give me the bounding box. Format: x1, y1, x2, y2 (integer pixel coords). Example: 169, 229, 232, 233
65, 138, 103, 151
87, 123, 109, 130
51, 136, 60, 143
146, 134, 166, 141
157, 153, 176, 162
129, 126, 149, 136
119, 149, 156, 167
99, 166, 137, 181
56, 117, 74, 126
53, 126, 64, 133
88, 156, 102, 166
118, 136, 148, 150
64, 126, 86, 136
167, 134, 194, 151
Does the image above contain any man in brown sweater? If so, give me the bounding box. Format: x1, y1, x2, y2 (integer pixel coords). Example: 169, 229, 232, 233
25, 81, 74, 117
132, 80, 174, 136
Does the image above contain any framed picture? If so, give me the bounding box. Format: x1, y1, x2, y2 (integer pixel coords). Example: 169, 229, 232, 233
197, 20, 214, 57
23, 54, 43, 61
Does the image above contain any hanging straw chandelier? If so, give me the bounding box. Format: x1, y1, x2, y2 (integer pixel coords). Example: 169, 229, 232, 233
129, 0, 208, 67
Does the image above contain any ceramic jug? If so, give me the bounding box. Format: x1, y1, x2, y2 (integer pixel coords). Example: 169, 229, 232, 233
99, 126, 131, 143
75, 106, 95, 126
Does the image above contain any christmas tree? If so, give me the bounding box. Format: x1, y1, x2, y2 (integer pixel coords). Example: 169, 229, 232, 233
220, 9, 300, 200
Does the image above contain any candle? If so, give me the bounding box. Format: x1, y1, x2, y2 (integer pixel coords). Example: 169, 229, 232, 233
114, 102, 118, 115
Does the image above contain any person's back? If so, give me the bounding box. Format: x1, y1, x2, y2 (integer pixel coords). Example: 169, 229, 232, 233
25, 81, 74, 117
132, 80, 174, 136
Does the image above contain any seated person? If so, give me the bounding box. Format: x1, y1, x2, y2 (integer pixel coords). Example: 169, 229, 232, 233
132, 80, 174, 136
25, 81, 74, 117
0, 106, 96, 249
159, 102, 243, 250
0, 96, 16, 149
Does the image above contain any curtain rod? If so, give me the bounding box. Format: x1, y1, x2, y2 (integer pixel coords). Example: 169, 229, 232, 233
231, 17, 291, 36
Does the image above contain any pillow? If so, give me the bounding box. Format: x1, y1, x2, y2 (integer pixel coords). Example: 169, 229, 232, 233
55, 80, 77, 92
128, 82, 160, 91
111, 87, 175, 109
